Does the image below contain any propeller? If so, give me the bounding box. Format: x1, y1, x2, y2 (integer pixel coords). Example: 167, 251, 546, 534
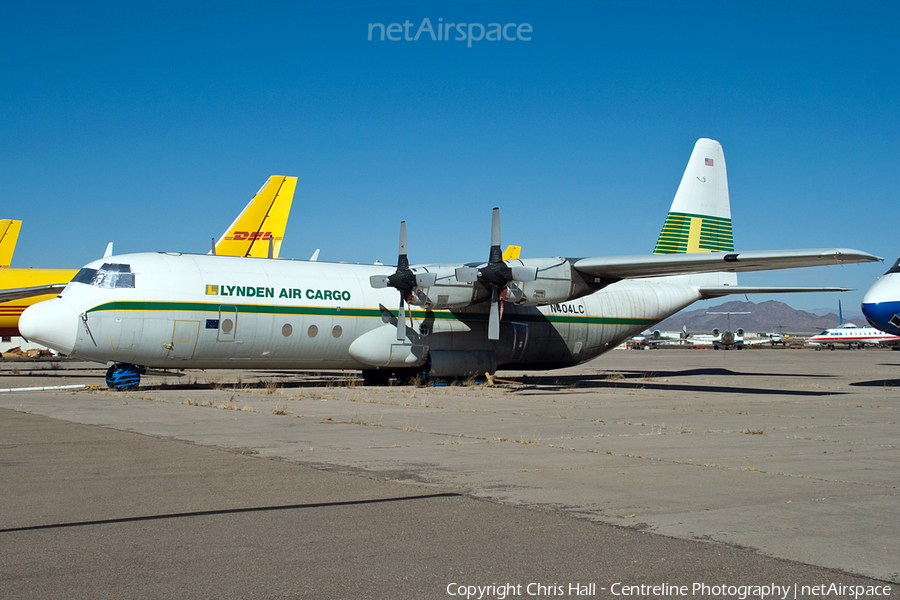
455, 208, 537, 340
370, 221, 436, 340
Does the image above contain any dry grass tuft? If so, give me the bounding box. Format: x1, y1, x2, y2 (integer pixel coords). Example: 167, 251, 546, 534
271, 403, 291, 415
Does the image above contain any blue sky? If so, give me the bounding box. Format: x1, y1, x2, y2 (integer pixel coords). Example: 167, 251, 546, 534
2, 1, 897, 312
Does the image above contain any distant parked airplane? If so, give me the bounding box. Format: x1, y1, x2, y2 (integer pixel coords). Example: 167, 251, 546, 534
807, 300, 900, 350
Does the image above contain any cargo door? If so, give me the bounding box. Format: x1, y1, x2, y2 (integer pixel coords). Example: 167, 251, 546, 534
169, 320, 200, 359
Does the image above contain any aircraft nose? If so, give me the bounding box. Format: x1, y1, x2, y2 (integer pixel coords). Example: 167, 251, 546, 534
19, 298, 79, 356
862, 274, 893, 304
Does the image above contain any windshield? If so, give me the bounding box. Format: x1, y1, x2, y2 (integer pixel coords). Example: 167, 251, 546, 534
886, 257, 900, 275
71, 263, 135, 289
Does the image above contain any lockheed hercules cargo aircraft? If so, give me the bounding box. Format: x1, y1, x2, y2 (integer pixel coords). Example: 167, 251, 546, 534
20, 140, 880, 388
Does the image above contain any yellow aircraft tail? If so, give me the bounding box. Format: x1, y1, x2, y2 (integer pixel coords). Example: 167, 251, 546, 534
501, 245, 521, 260
0, 220, 22, 268
214, 176, 297, 258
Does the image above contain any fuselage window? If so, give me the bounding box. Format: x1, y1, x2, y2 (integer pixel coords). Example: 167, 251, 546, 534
308, 325, 318, 338
332, 325, 342, 338
282, 323, 293, 337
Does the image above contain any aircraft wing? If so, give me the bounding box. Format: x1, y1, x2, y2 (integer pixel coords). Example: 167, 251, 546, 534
697, 286, 853, 298
573, 248, 881, 280
0, 284, 67, 304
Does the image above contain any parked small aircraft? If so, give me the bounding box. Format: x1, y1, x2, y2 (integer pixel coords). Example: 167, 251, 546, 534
20, 139, 880, 388
807, 299, 900, 349
630, 326, 690, 349
806, 324, 900, 350
0, 176, 296, 337
861, 257, 900, 337
706, 311, 751, 350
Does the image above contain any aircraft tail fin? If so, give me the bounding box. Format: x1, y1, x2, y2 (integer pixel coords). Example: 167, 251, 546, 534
653, 138, 733, 255
214, 176, 297, 259
0, 219, 22, 268
502, 245, 521, 260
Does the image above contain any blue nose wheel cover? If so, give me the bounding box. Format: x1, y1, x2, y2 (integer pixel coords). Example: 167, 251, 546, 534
106, 364, 141, 390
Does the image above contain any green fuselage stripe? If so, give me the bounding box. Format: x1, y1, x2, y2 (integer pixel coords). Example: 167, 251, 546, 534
86, 301, 655, 327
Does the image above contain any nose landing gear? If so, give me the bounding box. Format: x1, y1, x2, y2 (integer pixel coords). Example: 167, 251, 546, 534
106, 363, 142, 390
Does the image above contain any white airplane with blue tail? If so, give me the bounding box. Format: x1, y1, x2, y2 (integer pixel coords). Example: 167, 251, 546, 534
807, 300, 900, 350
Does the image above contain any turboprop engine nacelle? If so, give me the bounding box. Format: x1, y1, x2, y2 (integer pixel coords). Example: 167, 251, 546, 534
409, 257, 597, 311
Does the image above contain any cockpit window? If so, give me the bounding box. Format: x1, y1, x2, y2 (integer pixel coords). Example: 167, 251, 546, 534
71, 264, 135, 289
887, 258, 900, 275
72, 268, 99, 285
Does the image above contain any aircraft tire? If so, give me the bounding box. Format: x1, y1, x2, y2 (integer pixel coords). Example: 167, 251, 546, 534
106, 363, 141, 390
361, 370, 391, 386
392, 368, 423, 386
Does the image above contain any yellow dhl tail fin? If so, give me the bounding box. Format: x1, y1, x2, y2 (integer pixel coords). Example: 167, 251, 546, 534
214, 176, 297, 258
502, 245, 521, 260
0, 220, 22, 268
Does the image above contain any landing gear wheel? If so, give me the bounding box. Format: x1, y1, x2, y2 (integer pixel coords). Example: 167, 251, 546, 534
361, 370, 391, 386
106, 363, 141, 390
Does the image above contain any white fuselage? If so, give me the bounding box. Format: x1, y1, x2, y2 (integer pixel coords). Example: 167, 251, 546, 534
861, 265, 900, 337
20, 252, 711, 375
806, 324, 900, 348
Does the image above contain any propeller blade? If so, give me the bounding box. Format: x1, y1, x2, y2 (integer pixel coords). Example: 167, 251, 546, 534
398, 221, 408, 271
454, 267, 479, 283
489, 207, 502, 264
378, 304, 394, 324
415, 272, 437, 287
397, 297, 407, 340
488, 286, 500, 340
370, 275, 391, 288
509, 265, 538, 282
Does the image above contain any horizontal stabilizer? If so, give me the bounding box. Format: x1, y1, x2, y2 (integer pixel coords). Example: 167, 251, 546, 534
574, 248, 881, 280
